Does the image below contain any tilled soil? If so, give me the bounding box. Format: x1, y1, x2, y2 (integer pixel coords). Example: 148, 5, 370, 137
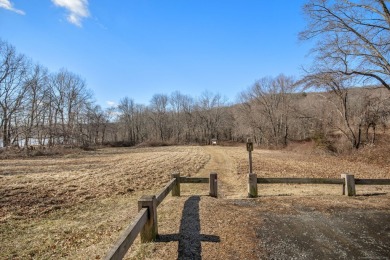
0, 146, 209, 220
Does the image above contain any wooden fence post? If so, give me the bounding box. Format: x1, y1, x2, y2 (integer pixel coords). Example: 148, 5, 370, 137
171, 172, 180, 196
247, 138, 254, 174
210, 172, 218, 198
138, 195, 157, 242
341, 174, 356, 196
248, 173, 258, 198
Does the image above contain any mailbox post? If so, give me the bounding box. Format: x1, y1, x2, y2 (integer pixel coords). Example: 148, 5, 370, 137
246, 138, 254, 173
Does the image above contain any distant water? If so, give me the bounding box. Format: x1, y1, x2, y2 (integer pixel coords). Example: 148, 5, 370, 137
0, 138, 49, 148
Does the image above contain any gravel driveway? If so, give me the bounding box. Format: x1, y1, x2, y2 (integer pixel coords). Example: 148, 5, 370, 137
256, 208, 390, 259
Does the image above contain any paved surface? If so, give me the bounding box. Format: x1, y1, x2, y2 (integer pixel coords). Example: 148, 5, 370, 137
256, 208, 390, 259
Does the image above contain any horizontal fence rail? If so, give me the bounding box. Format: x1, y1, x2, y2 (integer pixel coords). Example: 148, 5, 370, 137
256, 177, 390, 186
105, 208, 148, 260
180, 177, 209, 183
156, 178, 177, 206
248, 173, 390, 198
257, 178, 344, 185
355, 179, 390, 185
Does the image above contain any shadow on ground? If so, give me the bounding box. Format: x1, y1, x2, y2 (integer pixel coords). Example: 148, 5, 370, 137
157, 196, 220, 259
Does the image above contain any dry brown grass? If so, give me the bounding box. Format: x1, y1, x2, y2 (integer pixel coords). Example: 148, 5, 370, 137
0, 146, 209, 259
126, 146, 390, 259
139, 188, 390, 258
1, 145, 389, 259
0, 146, 209, 220
224, 145, 390, 196
224, 145, 390, 179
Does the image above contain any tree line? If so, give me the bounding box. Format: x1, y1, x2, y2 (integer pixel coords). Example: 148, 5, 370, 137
1, 0, 390, 152
0, 39, 93, 148
0, 38, 234, 148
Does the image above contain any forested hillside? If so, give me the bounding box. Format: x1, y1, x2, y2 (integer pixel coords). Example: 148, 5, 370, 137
1, 39, 389, 153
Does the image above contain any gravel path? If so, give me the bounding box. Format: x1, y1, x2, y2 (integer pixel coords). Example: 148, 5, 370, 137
257, 209, 390, 259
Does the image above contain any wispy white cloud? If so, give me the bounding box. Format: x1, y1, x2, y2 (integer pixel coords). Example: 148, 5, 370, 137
106, 101, 117, 107
52, 0, 89, 27
0, 0, 25, 15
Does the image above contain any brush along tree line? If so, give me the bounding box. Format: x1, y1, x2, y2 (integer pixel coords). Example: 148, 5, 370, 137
1, 0, 389, 152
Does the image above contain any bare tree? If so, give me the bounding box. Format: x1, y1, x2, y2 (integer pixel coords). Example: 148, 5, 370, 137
84, 104, 109, 145
22, 64, 49, 148
169, 91, 195, 143
299, 71, 390, 150
170, 91, 184, 143
238, 75, 296, 146
195, 91, 230, 144
358, 87, 390, 144
117, 97, 137, 145
104, 106, 120, 143
302, 73, 366, 149
149, 94, 170, 141
301, 0, 390, 90
0, 39, 29, 147
49, 69, 91, 146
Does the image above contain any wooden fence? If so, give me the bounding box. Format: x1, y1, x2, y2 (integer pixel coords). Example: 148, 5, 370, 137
104, 170, 389, 259
248, 173, 390, 198
104, 172, 217, 260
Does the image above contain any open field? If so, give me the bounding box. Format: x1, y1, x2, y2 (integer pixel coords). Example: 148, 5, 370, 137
1, 145, 390, 259
0, 146, 209, 259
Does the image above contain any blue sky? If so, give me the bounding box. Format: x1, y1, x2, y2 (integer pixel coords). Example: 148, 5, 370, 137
0, 0, 312, 107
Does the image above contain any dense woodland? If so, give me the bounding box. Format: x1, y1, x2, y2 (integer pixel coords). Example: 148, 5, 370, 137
1, 0, 390, 153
